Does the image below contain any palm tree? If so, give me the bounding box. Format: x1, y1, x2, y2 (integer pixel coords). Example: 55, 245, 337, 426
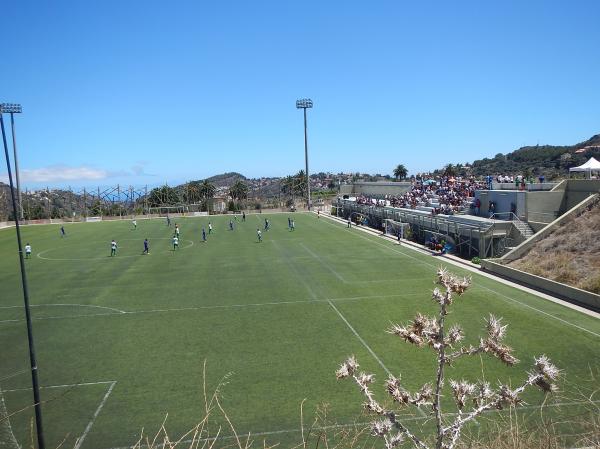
148, 185, 180, 207
229, 180, 248, 206
294, 170, 307, 197
281, 176, 295, 196
198, 180, 216, 213
183, 181, 201, 204
443, 164, 457, 177
393, 164, 408, 181
199, 180, 216, 201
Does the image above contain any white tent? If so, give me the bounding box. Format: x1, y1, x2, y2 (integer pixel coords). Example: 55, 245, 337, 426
569, 157, 600, 178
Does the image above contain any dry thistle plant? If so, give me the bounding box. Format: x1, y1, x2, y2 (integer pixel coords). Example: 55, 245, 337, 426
335, 267, 560, 449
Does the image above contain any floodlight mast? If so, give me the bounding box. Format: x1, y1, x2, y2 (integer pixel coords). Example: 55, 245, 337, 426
0, 104, 23, 219
0, 104, 46, 449
296, 98, 313, 210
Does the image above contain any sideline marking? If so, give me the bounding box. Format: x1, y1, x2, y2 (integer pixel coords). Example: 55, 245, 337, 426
319, 215, 600, 338
476, 285, 600, 339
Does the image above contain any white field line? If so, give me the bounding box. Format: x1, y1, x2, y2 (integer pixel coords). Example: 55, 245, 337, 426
2, 380, 115, 393
0, 386, 19, 449
271, 240, 318, 300
105, 420, 378, 449
37, 240, 194, 261
0, 304, 126, 314
348, 277, 432, 284
2, 380, 117, 449
347, 207, 600, 321
107, 415, 427, 449
105, 399, 600, 449
327, 300, 391, 377
475, 285, 600, 339
299, 242, 348, 283
323, 212, 600, 320
275, 239, 424, 417
326, 300, 428, 418
320, 214, 600, 338
0, 293, 423, 325
73, 381, 116, 449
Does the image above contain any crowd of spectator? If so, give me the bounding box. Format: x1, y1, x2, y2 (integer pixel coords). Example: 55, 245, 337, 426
354, 177, 487, 215
485, 174, 546, 189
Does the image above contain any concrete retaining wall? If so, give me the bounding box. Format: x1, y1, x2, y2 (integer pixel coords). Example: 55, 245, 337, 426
481, 259, 600, 311
501, 193, 598, 262
564, 180, 600, 209
526, 191, 564, 223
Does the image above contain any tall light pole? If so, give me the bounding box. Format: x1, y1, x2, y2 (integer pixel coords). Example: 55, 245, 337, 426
1, 103, 23, 219
296, 98, 313, 210
0, 103, 46, 449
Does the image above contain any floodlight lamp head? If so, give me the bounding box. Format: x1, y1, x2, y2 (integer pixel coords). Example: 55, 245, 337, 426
0, 103, 22, 114
296, 99, 313, 109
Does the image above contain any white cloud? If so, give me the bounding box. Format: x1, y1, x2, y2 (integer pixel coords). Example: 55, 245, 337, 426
19, 165, 109, 183
1, 162, 157, 185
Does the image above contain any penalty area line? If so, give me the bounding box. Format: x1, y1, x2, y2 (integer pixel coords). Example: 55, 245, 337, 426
0, 293, 423, 325
327, 300, 428, 418
3, 380, 117, 449
2, 380, 116, 393
74, 381, 117, 449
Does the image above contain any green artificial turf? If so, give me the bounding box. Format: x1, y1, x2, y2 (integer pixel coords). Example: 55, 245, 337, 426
0, 213, 598, 448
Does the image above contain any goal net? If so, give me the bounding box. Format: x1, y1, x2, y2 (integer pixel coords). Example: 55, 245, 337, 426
0, 386, 19, 449
148, 206, 189, 216
384, 219, 411, 240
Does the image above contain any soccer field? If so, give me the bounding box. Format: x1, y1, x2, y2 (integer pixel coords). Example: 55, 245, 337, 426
1, 212, 599, 449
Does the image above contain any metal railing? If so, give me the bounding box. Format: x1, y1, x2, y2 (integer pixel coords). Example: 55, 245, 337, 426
490, 182, 558, 191
337, 198, 517, 258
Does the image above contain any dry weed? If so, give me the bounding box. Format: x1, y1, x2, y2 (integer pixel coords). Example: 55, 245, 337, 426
509, 204, 600, 293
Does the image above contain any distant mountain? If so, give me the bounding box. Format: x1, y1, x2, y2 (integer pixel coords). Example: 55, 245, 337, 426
465, 134, 600, 179
203, 172, 247, 187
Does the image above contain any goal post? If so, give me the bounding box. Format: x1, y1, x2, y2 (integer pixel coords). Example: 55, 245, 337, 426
147, 205, 189, 216
0, 386, 19, 449
384, 219, 411, 240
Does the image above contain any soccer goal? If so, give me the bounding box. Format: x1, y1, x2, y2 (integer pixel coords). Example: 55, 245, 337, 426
0, 386, 19, 449
384, 219, 411, 240
148, 206, 189, 216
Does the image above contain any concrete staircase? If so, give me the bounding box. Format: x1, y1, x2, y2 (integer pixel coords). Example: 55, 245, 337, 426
513, 219, 535, 240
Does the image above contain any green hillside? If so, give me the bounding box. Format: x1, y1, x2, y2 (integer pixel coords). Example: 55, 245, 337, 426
468, 134, 600, 179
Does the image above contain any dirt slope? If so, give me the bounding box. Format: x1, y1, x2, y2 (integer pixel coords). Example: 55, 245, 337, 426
508, 203, 600, 294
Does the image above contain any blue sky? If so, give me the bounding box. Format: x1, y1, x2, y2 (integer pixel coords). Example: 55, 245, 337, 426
1, 0, 599, 188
